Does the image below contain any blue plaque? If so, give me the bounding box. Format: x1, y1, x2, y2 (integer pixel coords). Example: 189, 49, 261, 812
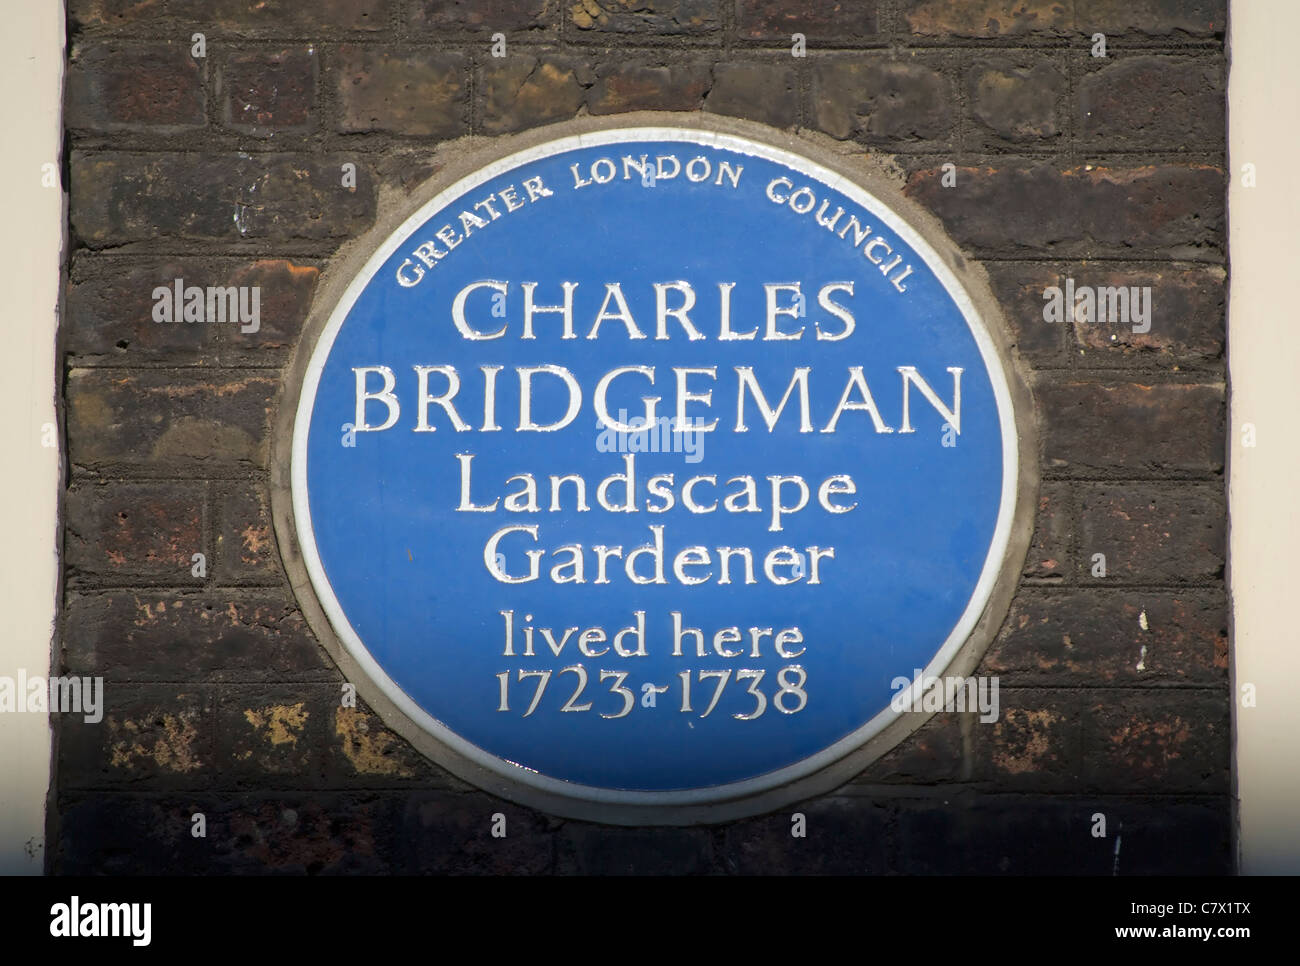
286, 121, 1025, 820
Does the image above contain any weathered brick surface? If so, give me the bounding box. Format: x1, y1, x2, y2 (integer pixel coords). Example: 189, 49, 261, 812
67, 369, 275, 475
402, 792, 554, 874
903, 0, 1224, 39
409, 0, 555, 32
1076, 0, 1227, 38
557, 824, 715, 875
61, 687, 214, 788
568, 0, 718, 35
65, 482, 206, 583
62, 592, 334, 681
971, 690, 1083, 789
1023, 483, 1070, 580
896, 798, 1101, 875
1072, 265, 1225, 365
985, 591, 1228, 685
895, 798, 1229, 875
965, 55, 1066, 144
1039, 381, 1224, 476
736, 0, 880, 41
705, 61, 798, 127
1082, 691, 1230, 793
335, 48, 467, 137
855, 713, 966, 783
66, 257, 319, 359
217, 685, 332, 780
1075, 484, 1225, 583
983, 261, 1071, 367
56, 0, 1229, 875
902, 0, 1072, 39
589, 60, 711, 114
330, 704, 449, 784
72, 0, 395, 31
66, 43, 205, 131
812, 56, 953, 145
71, 153, 376, 245
479, 56, 590, 133
216, 485, 281, 581
905, 164, 1225, 257
1077, 56, 1226, 148
221, 48, 316, 135
719, 796, 891, 874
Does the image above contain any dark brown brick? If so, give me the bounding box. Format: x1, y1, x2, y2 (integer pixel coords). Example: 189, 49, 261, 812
721, 797, 890, 874
983, 261, 1070, 366
568, 0, 718, 34
72, 0, 394, 30
588, 61, 710, 114
65, 257, 319, 358
1083, 691, 1230, 793
856, 713, 966, 783
70, 153, 376, 245
902, 0, 1071, 37
1105, 802, 1231, 875
1039, 380, 1224, 476
66, 43, 205, 132
813, 57, 953, 144
1024, 483, 1070, 580
557, 824, 713, 874
61, 687, 214, 787
53, 795, 211, 875
1077, 0, 1226, 37
222, 48, 316, 134
410, 0, 554, 30
1071, 265, 1225, 365
69, 0, 165, 27
972, 690, 1082, 788
985, 591, 1228, 685
736, 0, 879, 40
217, 486, 280, 582
402, 792, 553, 874
479, 56, 589, 134
967, 56, 1066, 142
1078, 56, 1225, 148
704, 61, 798, 127
66, 482, 205, 582
336, 48, 466, 137
225, 794, 400, 873
62, 592, 333, 681
218, 259, 321, 350
905, 164, 1225, 256
1075, 484, 1225, 583
204, 0, 394, 31
67, 369, 275, 474
894, 799, 1131, 874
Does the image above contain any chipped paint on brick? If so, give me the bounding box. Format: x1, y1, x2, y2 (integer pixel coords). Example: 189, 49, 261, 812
992, 708, 1058, 775
335, 708, 415, 777
108, 711, 203, 773
243, 702, 308, 746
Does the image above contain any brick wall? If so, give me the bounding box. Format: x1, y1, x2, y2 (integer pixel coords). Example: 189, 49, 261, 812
56, 0, 1229, 874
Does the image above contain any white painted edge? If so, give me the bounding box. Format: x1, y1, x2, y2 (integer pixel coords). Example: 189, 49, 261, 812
1229, 0, 1300, 875
0, 2, 63, 873
290, 127, 1019, 807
